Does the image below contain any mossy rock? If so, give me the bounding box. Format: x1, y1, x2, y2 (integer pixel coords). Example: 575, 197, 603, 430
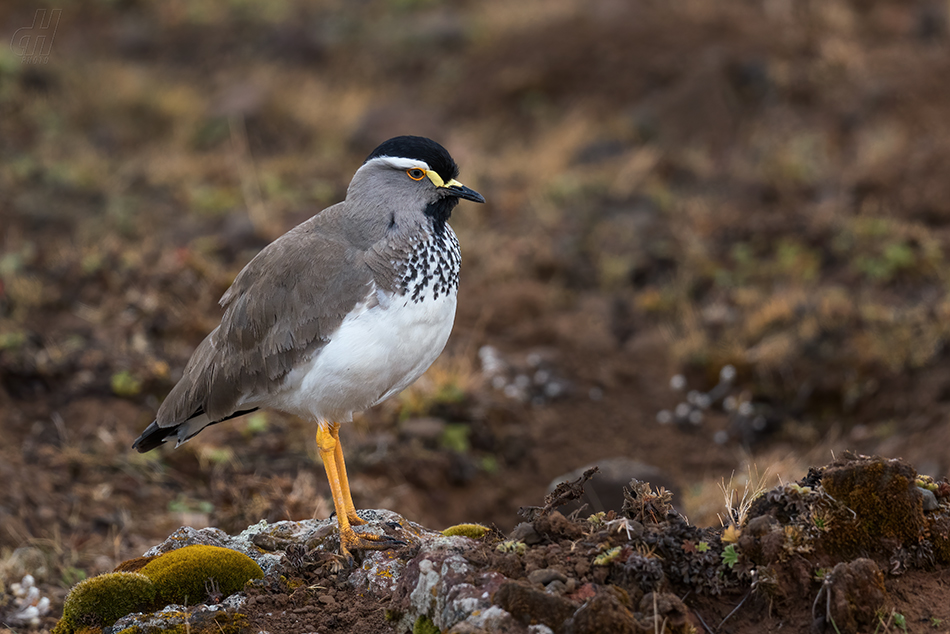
52, 572, 156, 634
821, 454, 924, 555
139, 545, 264, 607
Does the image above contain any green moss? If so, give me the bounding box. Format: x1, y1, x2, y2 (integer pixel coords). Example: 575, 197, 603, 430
52, 572, 156, 634
441, 523, 491, 539
139, 545, 263, 607
413, 615, 440, 634
820, 455, 925, 556
384, 609, 402, 622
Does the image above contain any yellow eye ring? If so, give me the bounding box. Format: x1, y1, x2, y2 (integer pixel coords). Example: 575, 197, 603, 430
407, 168, 426, 181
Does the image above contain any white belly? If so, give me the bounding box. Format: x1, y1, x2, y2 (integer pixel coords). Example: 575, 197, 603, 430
266, 288, 457, 423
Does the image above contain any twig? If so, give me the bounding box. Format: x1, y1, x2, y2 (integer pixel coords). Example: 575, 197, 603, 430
692, 609, 714, 634
717, 590, 751, 629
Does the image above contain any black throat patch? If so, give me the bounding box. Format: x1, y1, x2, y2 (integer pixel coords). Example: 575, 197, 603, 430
424, 196, 459, 237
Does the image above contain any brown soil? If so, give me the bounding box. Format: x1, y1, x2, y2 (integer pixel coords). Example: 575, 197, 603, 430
4, 0, 950, 632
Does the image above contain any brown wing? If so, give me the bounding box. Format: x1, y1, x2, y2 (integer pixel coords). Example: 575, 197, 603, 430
155, 207, 376, 427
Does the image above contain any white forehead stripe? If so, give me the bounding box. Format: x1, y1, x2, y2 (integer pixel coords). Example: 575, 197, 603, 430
365, 156, 431, 171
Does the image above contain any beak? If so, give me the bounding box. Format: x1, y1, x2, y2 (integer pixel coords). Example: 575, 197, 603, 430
444, 179, 485, 204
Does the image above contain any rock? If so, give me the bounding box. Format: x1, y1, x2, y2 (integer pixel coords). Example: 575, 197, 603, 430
813, 559, 888, 634
545, 579, 569, 595
567, 587, 639, 634
636, 592, 692, 632
493, 580, 576, 631
527, 568, 567, 587
510, 522, 542, 545
920, 486, 940, 511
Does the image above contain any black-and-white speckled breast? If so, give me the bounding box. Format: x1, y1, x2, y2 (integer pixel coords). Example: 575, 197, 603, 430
399, 226, 461, 303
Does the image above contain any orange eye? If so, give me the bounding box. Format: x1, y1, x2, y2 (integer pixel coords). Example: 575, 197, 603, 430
407, 168, 426, 181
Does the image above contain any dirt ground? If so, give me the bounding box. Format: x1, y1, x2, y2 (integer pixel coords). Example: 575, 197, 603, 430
3, 0, 950, 632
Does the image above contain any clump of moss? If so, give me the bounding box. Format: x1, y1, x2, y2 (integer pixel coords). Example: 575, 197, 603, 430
820, 453, 925, 556
52, 572, 156, 634
442, 523, 491, 539
412, 614, 440, 634
140, 545, 264, 607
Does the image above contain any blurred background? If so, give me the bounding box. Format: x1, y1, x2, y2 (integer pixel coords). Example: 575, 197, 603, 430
3, 0, 950, 622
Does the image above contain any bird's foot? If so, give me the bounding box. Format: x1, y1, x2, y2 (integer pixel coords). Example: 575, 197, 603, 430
346, 512, 367, 526
329, 509, 368, 526
338, 525, 406, 565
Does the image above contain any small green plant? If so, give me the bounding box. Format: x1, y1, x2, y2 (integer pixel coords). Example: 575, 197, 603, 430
167, 494, 214, 515
0, 330, 26, 350
495, 540, 526, 555
875, 610, 909, 634
696, 541, 710, 553
593, 546, 622, 566
111, 370, 143, 397
413, 614, 440, 634
242, 412, 269, 436
931, 616, 943, 627
721, 544, 739, 569
60, 567, 87, 587
893, 612, 907, 633
440, 424, 470, 453
478, 455, 499, 473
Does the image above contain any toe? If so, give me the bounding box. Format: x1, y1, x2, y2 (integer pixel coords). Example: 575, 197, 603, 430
339, 527, 406, 554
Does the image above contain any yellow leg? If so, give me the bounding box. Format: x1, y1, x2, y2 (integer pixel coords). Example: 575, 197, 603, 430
315, 422, 401, 561
328, 422, 365, 526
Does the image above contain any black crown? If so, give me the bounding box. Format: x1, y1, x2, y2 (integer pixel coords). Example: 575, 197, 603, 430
365, 136, 460, 185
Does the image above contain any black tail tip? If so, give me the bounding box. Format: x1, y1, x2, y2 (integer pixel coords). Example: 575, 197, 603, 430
132, 420, 174, 453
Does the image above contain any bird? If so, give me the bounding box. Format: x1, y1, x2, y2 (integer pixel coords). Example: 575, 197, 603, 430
132, 136, 484, 560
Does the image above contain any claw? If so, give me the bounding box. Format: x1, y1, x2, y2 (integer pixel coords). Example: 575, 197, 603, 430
338, 526, 406, 563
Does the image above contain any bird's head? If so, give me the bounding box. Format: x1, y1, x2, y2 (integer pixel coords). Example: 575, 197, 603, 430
347, 136, 484, 235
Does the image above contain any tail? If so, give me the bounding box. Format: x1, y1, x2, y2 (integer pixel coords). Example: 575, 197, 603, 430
132, 420, 180, 453
131, 408, 259, 453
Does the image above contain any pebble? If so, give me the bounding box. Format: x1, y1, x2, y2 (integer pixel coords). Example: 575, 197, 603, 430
510, 522, 542, 545
545, 580, 566, 594
527, 568, 567, 586
919, 487, 939, 511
